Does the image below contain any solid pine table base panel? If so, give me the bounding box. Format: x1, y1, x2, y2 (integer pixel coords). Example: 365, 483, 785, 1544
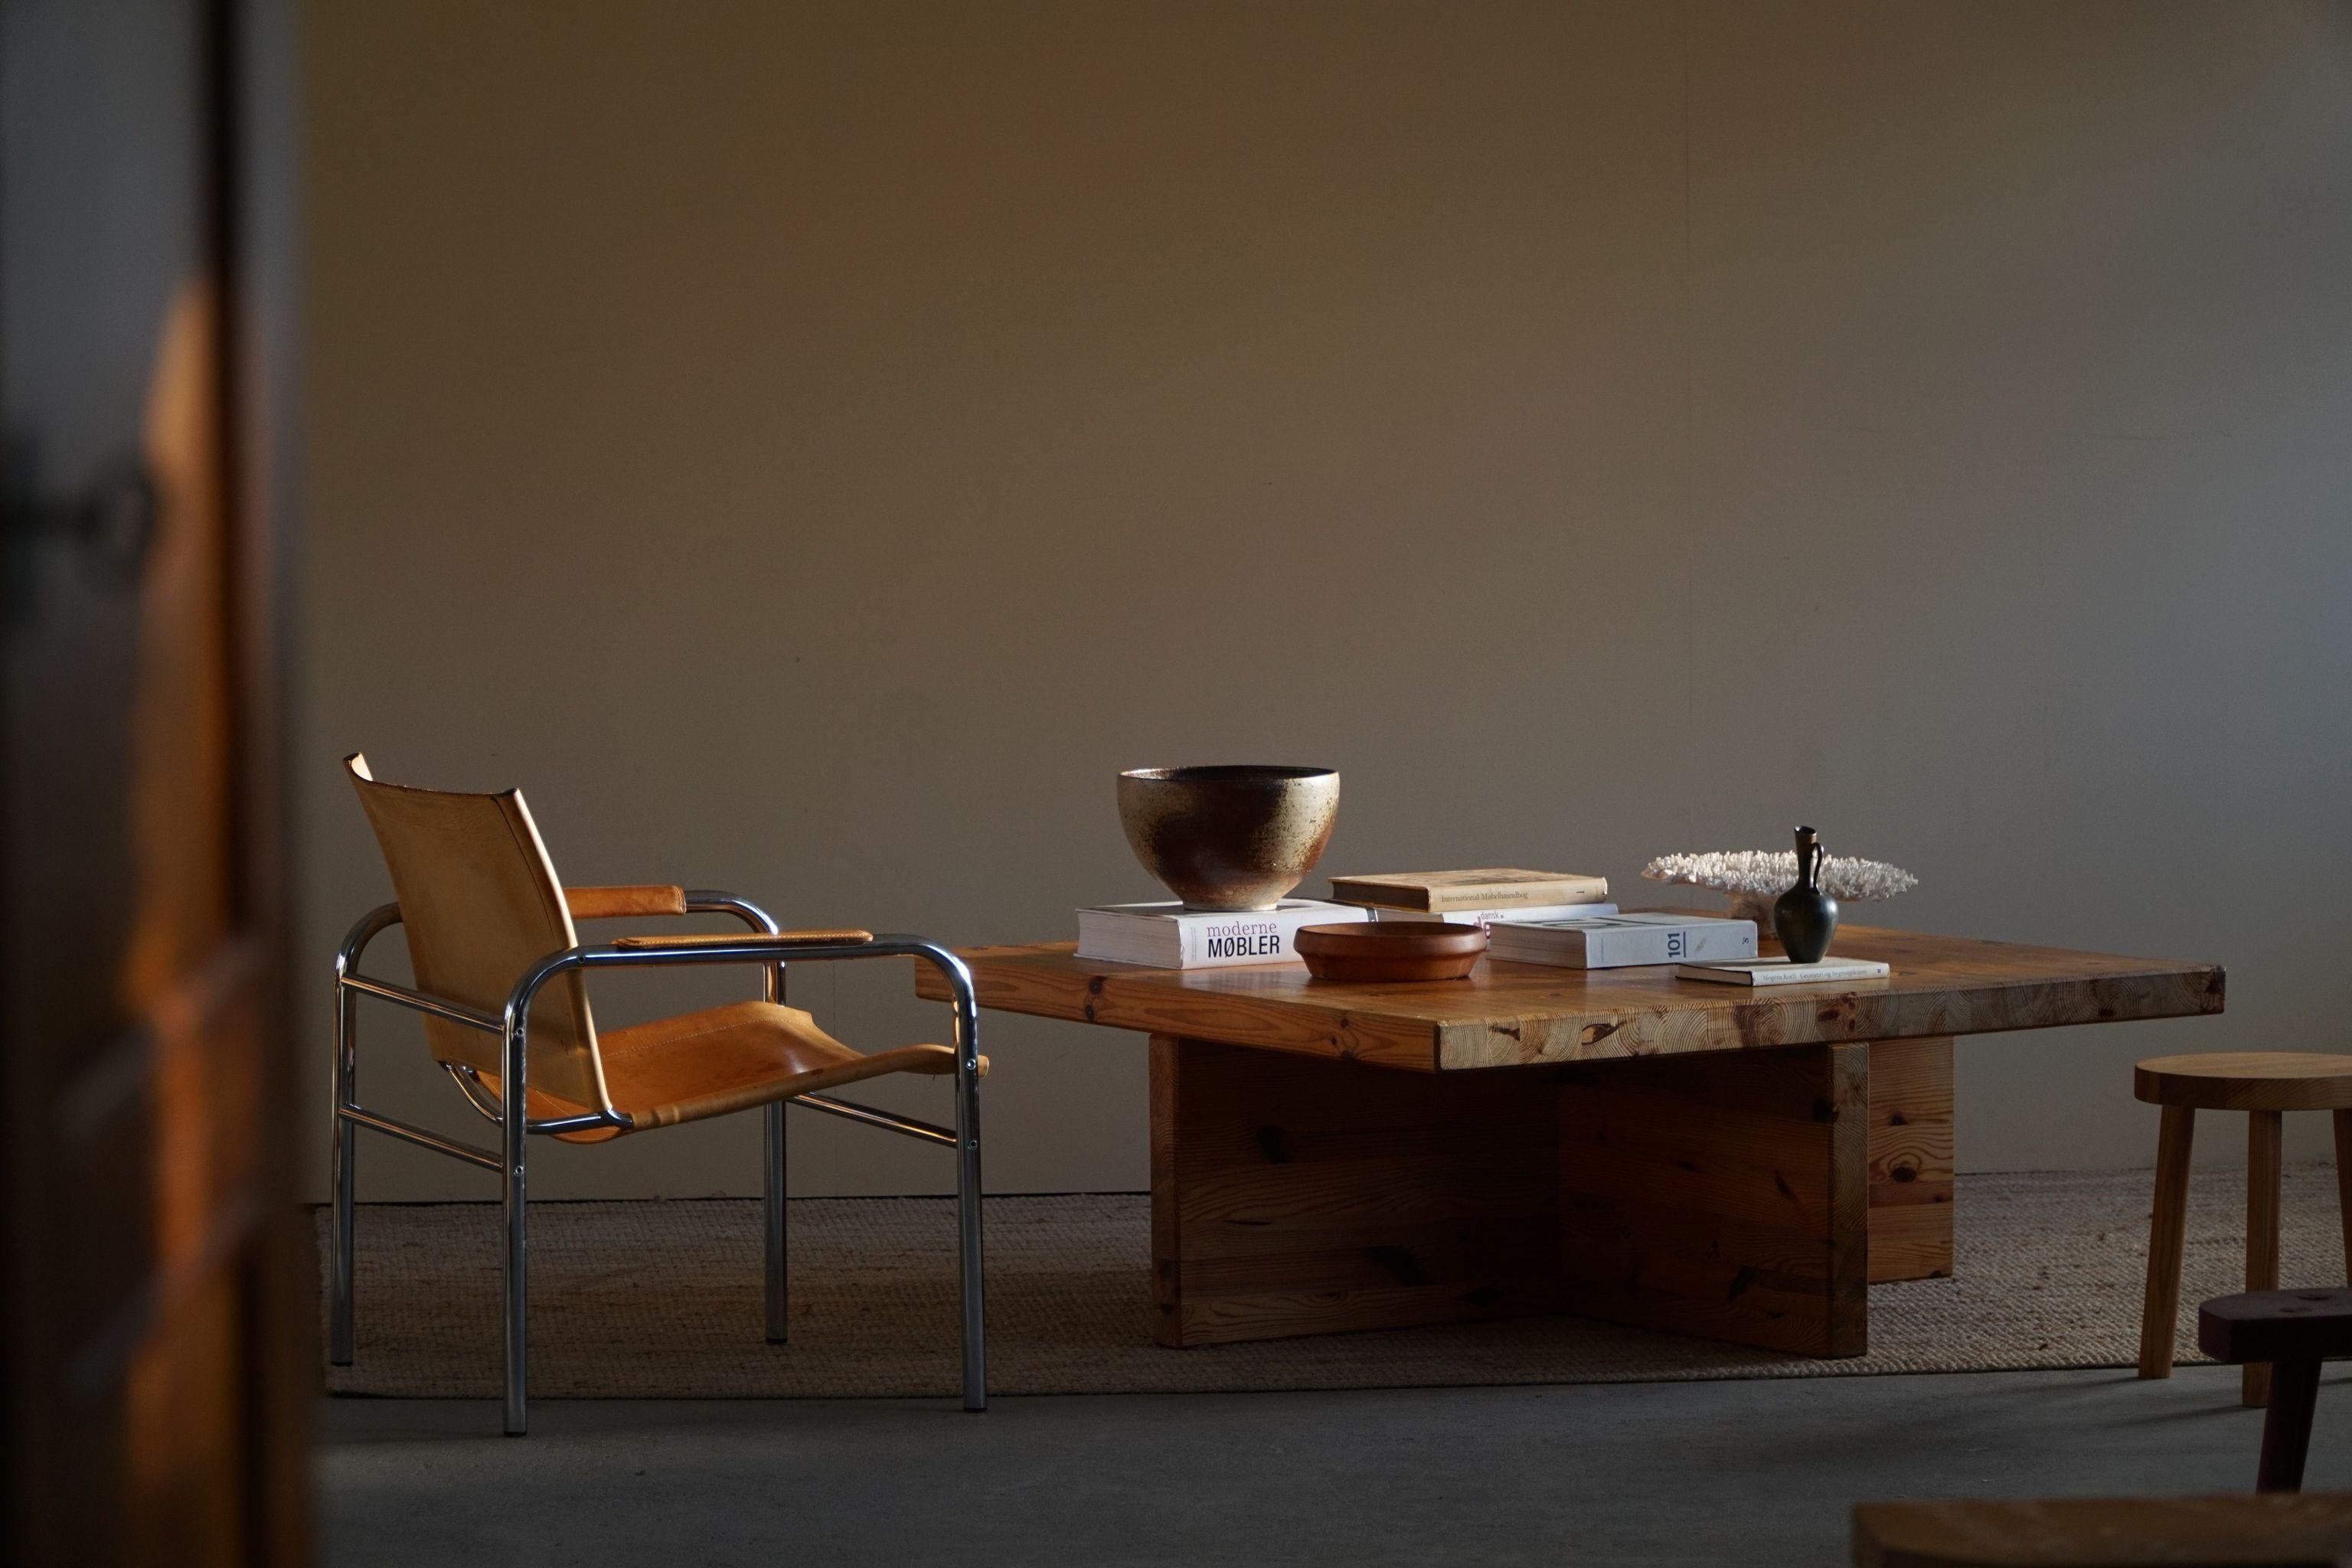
1150, 1037, 1566, 1347
1868, 1036, 1955, 1284
1149, 1034, 1904, 1351
1556, 1040, 1870, 1355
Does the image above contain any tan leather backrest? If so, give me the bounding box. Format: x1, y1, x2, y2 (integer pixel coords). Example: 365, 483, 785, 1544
345, 754, 609, 1110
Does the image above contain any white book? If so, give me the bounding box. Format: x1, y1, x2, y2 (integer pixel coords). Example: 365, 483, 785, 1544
1074, 899, 1369, 969
1370, 901, 1618, 930
1675, 956, 1891, 986
1486, 912, 1757, 969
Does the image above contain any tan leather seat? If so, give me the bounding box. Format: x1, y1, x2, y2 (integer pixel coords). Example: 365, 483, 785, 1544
480, 1000, 988, 1142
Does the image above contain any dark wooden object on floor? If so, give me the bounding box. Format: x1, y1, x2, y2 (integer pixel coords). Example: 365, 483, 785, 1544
2199, 1287, 2352, 1494
921, 926, 2220, 1355
1853, 1494, 2352, 1567
0, 0, 304, 1560
2135, 1054, 2352, 1407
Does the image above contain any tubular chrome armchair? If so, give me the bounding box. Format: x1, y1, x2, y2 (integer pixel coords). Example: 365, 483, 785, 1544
327, 754, 985, 1434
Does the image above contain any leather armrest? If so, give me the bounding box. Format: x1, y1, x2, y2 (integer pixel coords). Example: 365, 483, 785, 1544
565, 885, 689, 919
610, 929, 875, 949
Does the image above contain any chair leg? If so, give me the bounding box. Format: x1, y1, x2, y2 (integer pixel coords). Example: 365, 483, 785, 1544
329, 982, 358, 1366
2334, 1110, 2352, 1284
2259, 1357, 2321, 1493
763, 1099, 788, 1344
955, 1048, 988, 1413
2138, 1105, 2195, 1378
502, 1070, 530, 1437
2246, 1109, 2284, 1407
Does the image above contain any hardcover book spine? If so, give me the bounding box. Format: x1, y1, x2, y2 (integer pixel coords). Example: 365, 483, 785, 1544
1432, 884, 1603, 910
1583, 923, 1756, 967
1077, 903, 1368, 969
1375, 903, 1619, 929
1180, 912, 1317, 968
1327, 880, 1427, 910
1581, 927, 1663, 966
1686, 923, 1759, 962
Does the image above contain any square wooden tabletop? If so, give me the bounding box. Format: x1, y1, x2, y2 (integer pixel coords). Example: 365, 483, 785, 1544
913, 918, 2224, 1071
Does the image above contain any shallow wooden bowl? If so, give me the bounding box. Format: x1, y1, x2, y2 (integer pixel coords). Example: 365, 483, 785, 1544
1294, 922, 1487, 983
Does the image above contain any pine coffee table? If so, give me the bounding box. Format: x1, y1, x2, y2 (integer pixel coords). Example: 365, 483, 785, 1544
916, 919, 2223, 1355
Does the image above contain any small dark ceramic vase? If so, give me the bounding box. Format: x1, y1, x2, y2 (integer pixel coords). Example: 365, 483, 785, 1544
1772, 825, 1839, 964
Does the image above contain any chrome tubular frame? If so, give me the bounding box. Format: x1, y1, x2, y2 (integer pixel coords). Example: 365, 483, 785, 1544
338, 1105, 501, 1171
328, 893, 988, 1438
793, 1091, 958, 1146
685, 892, 792, 1350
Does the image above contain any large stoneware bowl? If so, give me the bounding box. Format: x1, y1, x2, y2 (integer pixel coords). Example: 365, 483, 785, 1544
1116, 765, 1341, 911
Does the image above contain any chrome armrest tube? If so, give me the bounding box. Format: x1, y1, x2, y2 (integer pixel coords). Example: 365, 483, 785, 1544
683, 889, 783, 936
510, 933, 980, 1064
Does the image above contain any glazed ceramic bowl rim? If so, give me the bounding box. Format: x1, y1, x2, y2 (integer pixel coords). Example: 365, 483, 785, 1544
1119, 764, 1337, 784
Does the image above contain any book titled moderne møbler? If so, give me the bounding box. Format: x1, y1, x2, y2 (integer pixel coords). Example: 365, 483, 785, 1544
1075, 900, 1369, 969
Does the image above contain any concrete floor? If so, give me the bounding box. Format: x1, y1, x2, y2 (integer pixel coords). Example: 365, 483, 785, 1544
317, 1366, 2337, 1566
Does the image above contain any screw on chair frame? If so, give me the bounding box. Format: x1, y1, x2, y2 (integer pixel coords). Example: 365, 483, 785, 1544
326, 891, 987, 1436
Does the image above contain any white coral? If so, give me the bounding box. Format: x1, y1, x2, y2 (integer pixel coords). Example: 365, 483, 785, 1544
1642, 850, 1918, 903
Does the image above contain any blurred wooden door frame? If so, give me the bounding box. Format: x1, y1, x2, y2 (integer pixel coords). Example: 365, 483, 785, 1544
1, 0, 304, 1563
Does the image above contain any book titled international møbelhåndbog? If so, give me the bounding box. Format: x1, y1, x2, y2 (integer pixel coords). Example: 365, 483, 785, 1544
1327, 868, 1609, 913
1074, 900, 1369, 969
1674, 956, 1892, 986
1370, 901, 1617, 930
1485, 912, 1756, 969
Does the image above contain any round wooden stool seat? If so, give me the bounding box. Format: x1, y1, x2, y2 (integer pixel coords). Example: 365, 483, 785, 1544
2135, 1053, 2352, 1112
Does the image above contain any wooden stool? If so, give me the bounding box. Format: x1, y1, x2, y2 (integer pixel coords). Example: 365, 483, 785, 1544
2135, 1054, 2352, 1406
1853, 1494, 2352, 1566
2200, 1288, 2352, 1493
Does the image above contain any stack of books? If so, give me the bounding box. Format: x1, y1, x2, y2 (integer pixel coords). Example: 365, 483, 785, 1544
1325, 868, 1615, 930
1074, 900, 1368, 969
1484, 911, 1757, 969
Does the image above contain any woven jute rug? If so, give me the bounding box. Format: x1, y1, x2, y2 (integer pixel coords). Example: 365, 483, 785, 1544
318, 1165, 2343, 1400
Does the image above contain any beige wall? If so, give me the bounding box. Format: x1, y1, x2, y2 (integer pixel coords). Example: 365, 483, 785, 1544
299, 2, 2352, 1200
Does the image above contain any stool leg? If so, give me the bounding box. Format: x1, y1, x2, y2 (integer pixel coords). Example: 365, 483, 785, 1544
2246, 1109, 2284, 1407
2334, 1109, 2352, 1284
2138, 1105, 2196, 1378
2259, 1357, 2321, 1493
